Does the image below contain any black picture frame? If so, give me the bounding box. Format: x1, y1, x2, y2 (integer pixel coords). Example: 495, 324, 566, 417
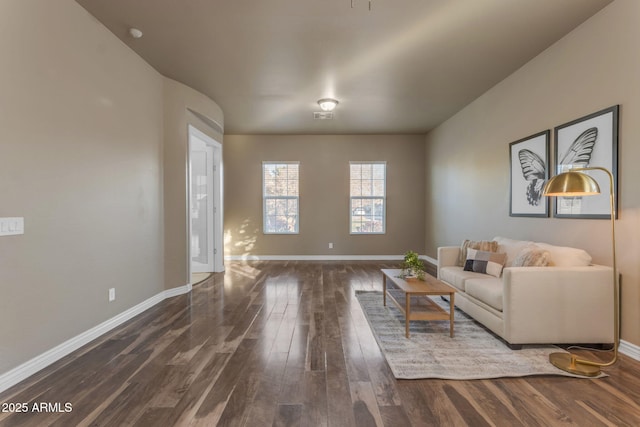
509, 130, 550, 217
553, 105, 619, 219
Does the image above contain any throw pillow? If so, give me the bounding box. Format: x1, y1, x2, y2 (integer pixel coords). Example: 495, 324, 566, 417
463, 248, 507, 278
493, 236, 535, 267
457, 239, 499, 267
534, 242, 592, 267
512, 246, 550, 267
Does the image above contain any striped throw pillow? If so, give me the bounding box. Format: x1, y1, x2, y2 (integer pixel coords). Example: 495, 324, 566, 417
457, 239, 499, 267
463, 248, 507, 278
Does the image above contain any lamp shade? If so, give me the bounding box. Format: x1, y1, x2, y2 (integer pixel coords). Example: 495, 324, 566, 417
543, 171, 600, 197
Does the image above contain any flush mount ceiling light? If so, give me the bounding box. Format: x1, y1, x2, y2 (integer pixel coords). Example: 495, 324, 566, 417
129, 27, 143, 39
318, 98, 339, 112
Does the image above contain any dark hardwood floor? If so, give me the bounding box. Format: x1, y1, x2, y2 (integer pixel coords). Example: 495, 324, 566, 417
1, 261, 640, 426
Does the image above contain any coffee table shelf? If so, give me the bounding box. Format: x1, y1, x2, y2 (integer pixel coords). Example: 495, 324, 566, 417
381, 269, 456, 338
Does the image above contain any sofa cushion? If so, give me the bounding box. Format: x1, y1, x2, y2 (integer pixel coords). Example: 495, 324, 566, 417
457, 239, 498, 266
493, 236, 534, 267
512, 245, 550, 267
534, 242, 592, 267
439, 266, 488, 292
464, 249, 507, 278
465, 277, 503, 311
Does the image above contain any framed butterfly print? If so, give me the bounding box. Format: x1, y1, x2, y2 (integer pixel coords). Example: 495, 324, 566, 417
553, 105, 619, 219
509, 130, 550, 217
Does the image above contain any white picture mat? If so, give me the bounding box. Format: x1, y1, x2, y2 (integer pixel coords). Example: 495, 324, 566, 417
555, 110, 615, 217
510, 133, 548, 215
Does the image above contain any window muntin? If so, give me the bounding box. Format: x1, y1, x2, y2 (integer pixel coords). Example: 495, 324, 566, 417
350, 162, 386, 234
263, 162, 299, 234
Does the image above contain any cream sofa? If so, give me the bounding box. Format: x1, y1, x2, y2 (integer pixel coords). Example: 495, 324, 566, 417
437, 236, 614, 348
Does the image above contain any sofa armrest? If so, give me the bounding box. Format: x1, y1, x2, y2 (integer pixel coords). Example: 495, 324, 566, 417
437, 246, 460, 270
502, 265, 614, 344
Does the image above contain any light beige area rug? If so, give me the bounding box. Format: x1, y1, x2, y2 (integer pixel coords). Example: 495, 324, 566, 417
355, 291, 604, 380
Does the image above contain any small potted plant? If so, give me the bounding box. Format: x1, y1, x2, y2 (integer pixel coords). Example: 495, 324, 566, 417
401, 250, 426, 281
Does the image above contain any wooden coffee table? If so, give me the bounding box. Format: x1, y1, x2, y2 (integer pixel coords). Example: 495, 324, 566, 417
381, 269, 456, 338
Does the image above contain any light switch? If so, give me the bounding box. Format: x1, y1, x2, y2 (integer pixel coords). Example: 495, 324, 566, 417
0, 217, 24, 236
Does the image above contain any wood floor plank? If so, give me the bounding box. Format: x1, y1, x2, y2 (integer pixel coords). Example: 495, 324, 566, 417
394, 380, 440, 426
278, 326, 308, 405
441, 383, 492, 427
488, 379, 573, 426
272, 404, 303, 427
418, 381, 469, 426
453, 380, 530, 426
243, 351, 288, 427
350, 381, 384, 427
132, 407, 174, 427
191, 339, 258, 425
525, 374, 640, 426
308, 311, 326, 371
379, 405, 412, 427
300, 370, 328, 427
163, 350, 232, 426
1, 261, 640, 427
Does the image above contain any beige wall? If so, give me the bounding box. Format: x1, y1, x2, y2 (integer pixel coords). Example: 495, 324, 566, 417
224, 134, 425, 257
0, 0, 224, 376
424, 0, 640, 347
0, 0, 164, 373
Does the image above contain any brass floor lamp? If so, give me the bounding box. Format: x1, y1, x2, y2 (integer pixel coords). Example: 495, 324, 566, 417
542, 166, 619, 377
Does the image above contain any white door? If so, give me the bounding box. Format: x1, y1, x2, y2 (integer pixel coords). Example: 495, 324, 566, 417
189, 125, 224, 275
190, 135, 214, 273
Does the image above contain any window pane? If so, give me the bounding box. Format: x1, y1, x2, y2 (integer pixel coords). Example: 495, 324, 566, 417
264, 164, 276, 178
288, 164, 299, 178
273, 198, 284, 213
265, 198, 276, 215
361, 164, 372, 179
373, 164, 385, 179
372, 179, 385, 196
287, 180, 298, 196
350, 181, 362, 197
264, 179, 276, 196
350, 163, 361, 180
361, 180, 372, 196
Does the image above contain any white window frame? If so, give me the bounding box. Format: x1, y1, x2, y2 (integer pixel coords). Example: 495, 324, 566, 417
262, 161, 300, 234
349, 161, 386, 234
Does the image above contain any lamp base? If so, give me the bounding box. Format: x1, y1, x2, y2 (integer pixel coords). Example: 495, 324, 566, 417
549, 352, 601, 377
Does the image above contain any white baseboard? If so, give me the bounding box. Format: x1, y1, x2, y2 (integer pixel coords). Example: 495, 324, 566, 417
620, 339, 640, 361
225, 254, 404, 261
0, 283, 192, 394
420, 254, 437, 266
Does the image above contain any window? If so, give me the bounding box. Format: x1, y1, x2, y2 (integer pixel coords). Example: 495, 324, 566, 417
350, 162, 386, 234
263, 162, 299, 234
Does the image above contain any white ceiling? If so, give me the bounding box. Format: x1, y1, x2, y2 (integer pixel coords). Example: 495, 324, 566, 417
76, 0, 612, 135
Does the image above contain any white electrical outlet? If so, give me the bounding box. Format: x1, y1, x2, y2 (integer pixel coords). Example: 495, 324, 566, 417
329, 243, 333, 249
108, 288, 116, 302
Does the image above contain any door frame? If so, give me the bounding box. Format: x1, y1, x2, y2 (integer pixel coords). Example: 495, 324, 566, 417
187, 125, 224, 277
